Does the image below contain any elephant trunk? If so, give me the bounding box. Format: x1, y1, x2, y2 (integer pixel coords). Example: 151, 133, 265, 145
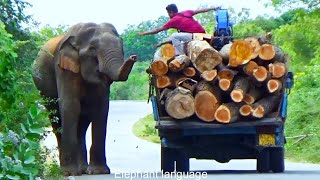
98, 49, 137, 81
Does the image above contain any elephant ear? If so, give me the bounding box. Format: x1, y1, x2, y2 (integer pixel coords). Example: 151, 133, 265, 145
57, 36, 80, 73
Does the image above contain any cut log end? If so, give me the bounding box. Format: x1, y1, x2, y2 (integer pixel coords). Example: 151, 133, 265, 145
259, 44, 275, 60
231, 89, 244, 102
269, 63, 286, 78
165, 87, 195, 119
267, 79, 282, 93
214, 105, 231, 123
160, 44, 175, 60
253, 66, 268, 82
219, 79, 231, 91
244, 94, 256, 104
240, 104, 253, 116
229, 40, 253, 67
183, 67, 196, 77
252, 105, 264, 118
156, 75, 171, 89
195, 91, 220, 122
218, 69, 236, 80
201, 70, 217, 81
151, 61, 168, 76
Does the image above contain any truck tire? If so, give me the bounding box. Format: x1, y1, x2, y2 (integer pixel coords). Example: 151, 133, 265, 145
270, 147, 285, 173
161, 147, 175, 173
176, 150, 190, 172
257, 148, 270, 173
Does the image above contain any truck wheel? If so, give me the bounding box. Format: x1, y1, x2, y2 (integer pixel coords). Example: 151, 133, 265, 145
270, 147, 285, 173
257, 148, 270, 173
161, 147, 175, 173
176, 150, 189, 172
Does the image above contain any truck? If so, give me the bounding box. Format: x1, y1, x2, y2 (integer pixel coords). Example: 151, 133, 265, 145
150, 9, 294, 173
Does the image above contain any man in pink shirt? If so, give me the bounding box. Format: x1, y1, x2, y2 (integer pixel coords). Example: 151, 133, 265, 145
137, 4, 220, 56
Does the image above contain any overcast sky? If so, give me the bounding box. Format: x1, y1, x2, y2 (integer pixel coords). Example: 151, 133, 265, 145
25, 0, 276, 33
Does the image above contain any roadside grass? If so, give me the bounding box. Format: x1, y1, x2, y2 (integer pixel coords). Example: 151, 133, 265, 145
132, 114, 160, 144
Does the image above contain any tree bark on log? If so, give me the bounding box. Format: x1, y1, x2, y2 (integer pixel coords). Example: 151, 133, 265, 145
164, 87, 195, 119
252, 95, 280, 118
215, 102, 242, 123
228, 40, 253, 67
187, 40, 222, 73
217, 63, 238, 80
230, 77, 250, 102
219, 43, 232, 64
243, 85, 264, 104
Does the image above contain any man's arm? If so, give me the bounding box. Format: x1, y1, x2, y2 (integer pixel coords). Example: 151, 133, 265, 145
137, 27, 167, 36
193, 6, 221, 15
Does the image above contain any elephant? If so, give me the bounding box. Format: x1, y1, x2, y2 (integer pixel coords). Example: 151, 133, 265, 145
32, 22, 137, 175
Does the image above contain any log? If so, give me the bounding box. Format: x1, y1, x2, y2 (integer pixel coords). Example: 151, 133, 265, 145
228, 40, 253, 67
230, 77, 250, 102
244, 37, 261, 59
219, 43, 232, 64
243, 86, 264, 104
267, 79, 283, 93
272, 46, 286, 63
259, 44, 275, 60
187, 40, 222, 73
151, 48, 169, 76
194, 81, 222, 122
268, 62, 286, 78
214, 102, 242, 123
252, 66, 271, 82
160, 43, 176, 60
219, 79, 233, 92
183, 67, 197, 77
155, 74, 188, 89
239, 104, 253, 117
252, 95, 281, 118
164, 87, 195, 119
201, 69, 217, 82
168, 54, 191, 72
243, 60, 259, 76
217, 64, 238, 81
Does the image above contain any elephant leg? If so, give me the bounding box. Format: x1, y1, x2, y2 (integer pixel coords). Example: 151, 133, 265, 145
56, 72, 82, 176
77, 114, 91, 174
86, 85, 110, 175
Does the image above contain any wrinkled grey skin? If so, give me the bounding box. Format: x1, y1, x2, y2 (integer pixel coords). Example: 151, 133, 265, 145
32, 23, 137, 176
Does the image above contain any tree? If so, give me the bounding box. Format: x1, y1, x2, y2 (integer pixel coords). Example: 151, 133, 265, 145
0, 0, 32, 40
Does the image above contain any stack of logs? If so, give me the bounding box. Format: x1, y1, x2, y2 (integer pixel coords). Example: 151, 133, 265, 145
150, 36, 287, 124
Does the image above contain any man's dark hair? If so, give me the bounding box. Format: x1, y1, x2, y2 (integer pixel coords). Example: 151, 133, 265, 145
166, 4, 178, 13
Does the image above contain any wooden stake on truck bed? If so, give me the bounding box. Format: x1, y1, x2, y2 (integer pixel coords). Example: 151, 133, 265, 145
187, 40, 222, 73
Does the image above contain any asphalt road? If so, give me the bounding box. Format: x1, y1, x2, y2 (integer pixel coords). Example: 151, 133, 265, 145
43, 101, 320, 180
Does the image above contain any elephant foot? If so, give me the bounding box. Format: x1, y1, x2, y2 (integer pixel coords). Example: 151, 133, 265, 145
62, 166, 82, 176
86, 165, 110, 174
